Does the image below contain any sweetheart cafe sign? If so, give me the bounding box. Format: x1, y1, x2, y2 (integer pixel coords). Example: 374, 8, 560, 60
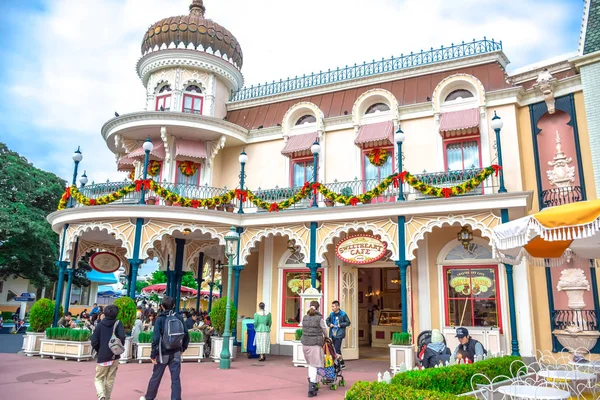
335, 234, 387, 265
90, 251, 121, 273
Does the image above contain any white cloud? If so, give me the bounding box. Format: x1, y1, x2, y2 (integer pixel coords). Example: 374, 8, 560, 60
5, 0, 581, 182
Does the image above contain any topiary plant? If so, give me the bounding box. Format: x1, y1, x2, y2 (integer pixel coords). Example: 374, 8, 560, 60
295, 329, 303, 341
209, 297, 237, 336
29, 299, 61, 333
114, 297, 137, 333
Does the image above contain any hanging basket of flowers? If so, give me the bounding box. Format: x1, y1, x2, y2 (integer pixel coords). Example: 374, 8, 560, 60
179, 161, 198, 177
367, 148, 389, 167
148, 160, 162, 177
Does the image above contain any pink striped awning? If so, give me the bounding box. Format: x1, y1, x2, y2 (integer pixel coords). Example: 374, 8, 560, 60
439, 108, 480, 133
354, 120, 394, 146
281, 132, 318, 157
128, 140, 165, 160
117, 155, 135, 172
175, 138, 207, 160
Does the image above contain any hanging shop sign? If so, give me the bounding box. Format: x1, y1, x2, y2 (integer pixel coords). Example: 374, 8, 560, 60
90, 251, 121, 273
449, 270, 493, 296
335, 234, 387, 265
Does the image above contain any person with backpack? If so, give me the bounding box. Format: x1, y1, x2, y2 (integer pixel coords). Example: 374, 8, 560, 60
140, 296, 189, 400
326, 300, 350, 370
420, 329, 451, 368
452, 327, 487, 363
91, 304, 126, 400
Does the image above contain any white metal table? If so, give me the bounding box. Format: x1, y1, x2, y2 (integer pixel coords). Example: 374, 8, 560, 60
569, 360, 600, 370
537, 369, 596, 382
497, 385, 571, 399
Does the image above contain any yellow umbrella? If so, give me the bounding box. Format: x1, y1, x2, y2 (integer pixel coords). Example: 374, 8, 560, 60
493, 200, 600, 266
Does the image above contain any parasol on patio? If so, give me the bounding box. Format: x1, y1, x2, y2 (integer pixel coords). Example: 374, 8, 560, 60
493, 199, 600, 266
141, 283, 220, 300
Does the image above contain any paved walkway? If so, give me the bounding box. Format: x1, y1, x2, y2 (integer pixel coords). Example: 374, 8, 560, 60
0, 352, 387, 399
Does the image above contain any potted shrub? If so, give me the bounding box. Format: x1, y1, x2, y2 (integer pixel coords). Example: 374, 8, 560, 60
114, 296, 137, 364
208, 297, 237, 362
324, 197, 335, 207
146, 196, 157, 205
24, 299, 59, 356
39, 327, 93, 361
182, 330, 205, 362
389, 332, 415, 372
292, 328, 307, 367
224, 203, 235, 213
136, 331, 153, 363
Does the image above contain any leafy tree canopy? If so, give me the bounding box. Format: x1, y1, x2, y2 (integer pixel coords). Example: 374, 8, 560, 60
123, 279, 150, 293
0, 143, 66, 288
150, 270, 198, 289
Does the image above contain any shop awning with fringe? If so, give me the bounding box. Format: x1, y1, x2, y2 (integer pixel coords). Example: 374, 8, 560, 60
439, 108, 480, 133
175, 138, 207, 160
128, 140, 166, 160
354, 120, 394, 147
117, 155, 135, 172
281, 132, 318, 157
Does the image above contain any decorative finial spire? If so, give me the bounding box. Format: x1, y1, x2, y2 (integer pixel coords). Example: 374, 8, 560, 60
189, 0, 206, 17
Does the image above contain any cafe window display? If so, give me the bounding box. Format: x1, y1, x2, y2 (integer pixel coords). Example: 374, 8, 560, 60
282, 269, 323, 327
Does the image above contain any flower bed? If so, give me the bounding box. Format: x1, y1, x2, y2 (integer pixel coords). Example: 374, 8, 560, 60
346, 356, 520, 399
39, 328, 93, 362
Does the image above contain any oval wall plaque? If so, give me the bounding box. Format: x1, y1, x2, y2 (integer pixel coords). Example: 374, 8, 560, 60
90, 251, 121, 273
335, 234, 388, 265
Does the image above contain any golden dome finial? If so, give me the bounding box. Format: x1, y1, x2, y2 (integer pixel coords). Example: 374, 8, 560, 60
189, 0, 206, 17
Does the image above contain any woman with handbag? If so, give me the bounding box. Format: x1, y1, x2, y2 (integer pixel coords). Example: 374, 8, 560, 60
300, 301, 328, 398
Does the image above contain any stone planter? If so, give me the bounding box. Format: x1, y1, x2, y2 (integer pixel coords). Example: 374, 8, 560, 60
210, 336, 236, 362
23, 332, 45, 356
136, 342, 152, 363
118, 336, 134, 364
182, 342, 205, 363
292, 340, 307, 367
553, 329, 600, 356
39, 339, 93, 361
389, 344, 415, 372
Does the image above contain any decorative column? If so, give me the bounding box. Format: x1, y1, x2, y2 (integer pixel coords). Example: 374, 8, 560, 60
395, 216, 410, 333
307, 222, 321, 288
173, 238, 186, 312
53, 224, 69, 327
196, 252, 205, 311
208, 258, 216, 313
128, 217, 145, 301
164, 255, 172, 297
63, 237, 80, 314
232, 227, 244, 344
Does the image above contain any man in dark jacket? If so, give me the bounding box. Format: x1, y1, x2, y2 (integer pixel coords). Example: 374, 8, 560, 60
452, 327, 487, 363
140, 296, 189, 400
326, 300, 351, 369
185, 311, 198, 330
91, 304, 125, 400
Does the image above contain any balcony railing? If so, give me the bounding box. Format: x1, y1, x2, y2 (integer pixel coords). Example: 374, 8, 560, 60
540, 186, 583, 210
230, 38, 502, 101
72, 167, 497, 212
551, 309, 598, 332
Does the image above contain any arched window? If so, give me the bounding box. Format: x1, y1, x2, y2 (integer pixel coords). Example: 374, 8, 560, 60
295, 114, 316, 125
183, 84, 203, 114
365, 103, 390, 114
445, 89, 474, 102
156, 84, 172, 111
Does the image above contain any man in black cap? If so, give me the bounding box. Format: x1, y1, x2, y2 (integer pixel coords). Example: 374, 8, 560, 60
452, 327, 487, 363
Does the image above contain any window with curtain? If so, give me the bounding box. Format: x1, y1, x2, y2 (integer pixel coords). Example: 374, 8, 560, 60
176, 162, 201, 187
445, 140, 480, 171
363, 148, 393, 202
291, 159, 314, 188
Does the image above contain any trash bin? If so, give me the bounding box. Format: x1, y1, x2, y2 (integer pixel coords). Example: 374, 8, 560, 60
246, 323, 259, 359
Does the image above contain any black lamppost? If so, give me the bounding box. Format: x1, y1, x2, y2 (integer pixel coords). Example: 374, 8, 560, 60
238, 150, 248, 214
139, 137, 154, 204
490, 112, 506, 193
68, 147, 83, 208
310, 140, 320, 207
394, 127, 406, 201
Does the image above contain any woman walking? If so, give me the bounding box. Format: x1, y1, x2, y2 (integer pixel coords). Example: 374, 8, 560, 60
253, 302, 272, 361
300, 301, 328, 398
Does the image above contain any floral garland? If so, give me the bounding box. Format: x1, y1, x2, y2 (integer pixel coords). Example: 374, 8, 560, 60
246, 182, 315, 212
148, 160, 161, 177
179, 161, 198, 177
128, 170, 135, 181
367, 148, 389, 167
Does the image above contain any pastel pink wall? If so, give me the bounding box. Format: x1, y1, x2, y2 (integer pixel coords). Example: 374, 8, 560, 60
550, 266, 595, 311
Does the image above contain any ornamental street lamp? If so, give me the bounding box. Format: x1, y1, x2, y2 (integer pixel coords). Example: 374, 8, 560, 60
238, 150, 248, 214
310, 140, 320, 208
68, 147, 83, 208
220, 227, 240, 370
490, 112, 506, 193
394, 127, 406, 201
79, 171, 88, 188
139, 137, 154, 204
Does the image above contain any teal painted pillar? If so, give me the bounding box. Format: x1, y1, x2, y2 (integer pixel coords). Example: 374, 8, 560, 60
128, 260, 142, 300
208, 282, 215, 313
232, 265, 244, 345
173, 238, 186, 312
307, 221, 321, 288
500, 208, 520, 356
395, 215, 411, 333
196, 252, 205, 312
63, 268, 74, 314
128, 217, 145, 302
590, 261, 600, 339
53, 261, 69, 326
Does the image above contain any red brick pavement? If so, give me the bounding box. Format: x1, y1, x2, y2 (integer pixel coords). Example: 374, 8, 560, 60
0, 353, 388, 400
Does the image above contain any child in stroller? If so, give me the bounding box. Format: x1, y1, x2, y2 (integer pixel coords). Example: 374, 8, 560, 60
317, 338, 346, 390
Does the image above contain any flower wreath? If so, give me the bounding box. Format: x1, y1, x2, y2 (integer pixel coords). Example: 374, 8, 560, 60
148, 160, 161, 176
179, 161, 198, 177
367, 148, 388, 167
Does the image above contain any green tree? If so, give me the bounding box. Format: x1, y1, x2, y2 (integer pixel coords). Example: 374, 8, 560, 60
0, 143, 65, 288
150, 270, 198, 289
123, 279, 150, 293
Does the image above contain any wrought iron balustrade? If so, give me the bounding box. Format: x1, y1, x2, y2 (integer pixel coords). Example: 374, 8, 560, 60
551, 309, 598, 332
540, 186, 583, 210
230, 38, 502, 101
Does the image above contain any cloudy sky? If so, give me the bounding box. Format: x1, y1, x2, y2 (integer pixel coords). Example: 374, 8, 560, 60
0, 0, 584, 184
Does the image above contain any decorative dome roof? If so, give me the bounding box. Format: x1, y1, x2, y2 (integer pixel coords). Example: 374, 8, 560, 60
141, 0, 243, 69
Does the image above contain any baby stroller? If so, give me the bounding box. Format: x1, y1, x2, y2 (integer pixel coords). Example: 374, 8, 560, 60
417, 330, 447, 366
317, 338, 346, 390
12, 319, 26, 334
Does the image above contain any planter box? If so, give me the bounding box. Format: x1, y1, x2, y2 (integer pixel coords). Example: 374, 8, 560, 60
389, 344, 415, 372
39, 339, 93, 361
292, 340, 308, 367
210, 336, 236, 362
182, 342, 205, 363
23, 332, 45, 356
118, 336, 134, 364
136, 342, 153, 363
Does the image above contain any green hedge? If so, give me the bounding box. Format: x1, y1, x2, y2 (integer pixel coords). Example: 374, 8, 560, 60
189, 331, 204, 343
45, 327, 91, 342
2, 311, 13, 321
391, 356, 520, 394
346, 382, 459, 400
138, 331, 153, 343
